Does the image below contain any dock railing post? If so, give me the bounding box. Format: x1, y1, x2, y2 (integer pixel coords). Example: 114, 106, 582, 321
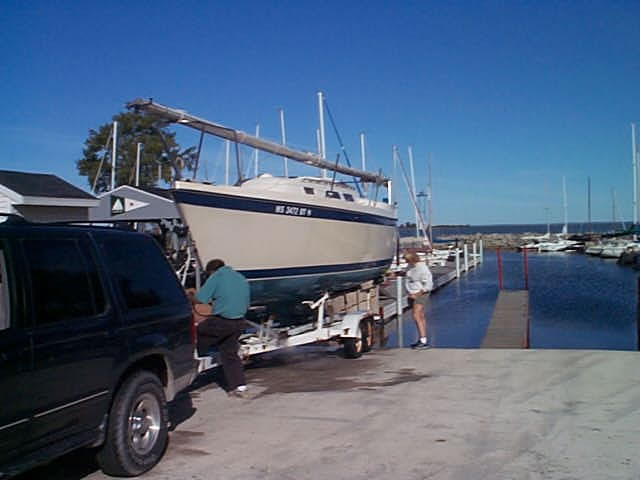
464, 244, 469, 272
396, 275, 404, 348
472, 242, 477, 267
479, 239, 484, 263
455, 248, 461, 278
497, 247, 503, 290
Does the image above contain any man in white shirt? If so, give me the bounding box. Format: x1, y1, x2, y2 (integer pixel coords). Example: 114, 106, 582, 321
404, 252, 433, 349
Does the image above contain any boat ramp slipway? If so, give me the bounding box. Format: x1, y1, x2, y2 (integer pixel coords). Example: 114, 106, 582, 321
36, 349, 640, 480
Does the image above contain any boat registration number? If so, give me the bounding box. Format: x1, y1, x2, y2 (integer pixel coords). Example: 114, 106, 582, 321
274, 205, 313, 217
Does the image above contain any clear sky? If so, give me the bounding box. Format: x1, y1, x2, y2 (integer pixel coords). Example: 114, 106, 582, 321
2, 0, 639, 226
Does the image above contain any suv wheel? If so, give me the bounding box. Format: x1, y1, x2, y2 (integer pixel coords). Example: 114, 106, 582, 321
97, 371, 168, 476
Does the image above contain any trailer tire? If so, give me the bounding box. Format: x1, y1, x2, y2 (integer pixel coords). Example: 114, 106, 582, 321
344, 318, 373, 358
343, 335, 362, 358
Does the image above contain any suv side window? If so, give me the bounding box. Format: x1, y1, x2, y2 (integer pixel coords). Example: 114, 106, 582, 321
99, 235, 185, 310
0, 248, 9, 330
23, 238, 106, 325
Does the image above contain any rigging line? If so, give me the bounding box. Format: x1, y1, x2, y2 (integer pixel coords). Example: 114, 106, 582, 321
322, 99, 364, 197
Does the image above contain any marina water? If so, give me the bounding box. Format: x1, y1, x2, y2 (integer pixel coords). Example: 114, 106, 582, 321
390, 249, 639, 351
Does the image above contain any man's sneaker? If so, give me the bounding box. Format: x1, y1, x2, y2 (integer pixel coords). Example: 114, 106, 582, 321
410, 340, 431, 350
228, 387, 250, 399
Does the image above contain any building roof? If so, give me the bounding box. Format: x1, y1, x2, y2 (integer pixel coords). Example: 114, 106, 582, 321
0, 170, 96, 200
136, 185, 173, 200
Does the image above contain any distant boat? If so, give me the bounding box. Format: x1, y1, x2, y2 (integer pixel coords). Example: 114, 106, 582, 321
584, 244, 604, 256
600, 241, 639, 259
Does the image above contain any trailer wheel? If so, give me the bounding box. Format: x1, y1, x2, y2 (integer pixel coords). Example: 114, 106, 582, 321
344, 319, 372, 358
343, 334, 362, 358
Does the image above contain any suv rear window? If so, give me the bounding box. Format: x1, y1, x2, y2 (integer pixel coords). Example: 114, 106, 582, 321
23, 238, 106, 324
99, 235, 185, 310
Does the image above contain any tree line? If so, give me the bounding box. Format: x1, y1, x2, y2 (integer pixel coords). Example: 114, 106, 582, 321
76, 110, 196, 193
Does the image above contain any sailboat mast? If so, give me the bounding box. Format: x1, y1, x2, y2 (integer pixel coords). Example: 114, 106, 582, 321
279, 109, 288, 177
360, 132, 367, 193
632, 123, 638, 234
587, 176, 591, 232
253, 124, 260, 177
408, 146, 419, 238
110, 121, 118, 191
317, 92, 327, 179
428, 153, 433, 244
562, 176, 568, 235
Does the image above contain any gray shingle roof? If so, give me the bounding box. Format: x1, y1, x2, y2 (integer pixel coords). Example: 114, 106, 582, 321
0, 170, 96, 199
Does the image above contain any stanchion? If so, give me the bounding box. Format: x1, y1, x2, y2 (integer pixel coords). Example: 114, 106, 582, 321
479, 239, 484, 263
472, 242, 477, 267
497, 247, 503, 290
455, 248, 461, 278
464, 244, 469, 272
396, 275, 404, 348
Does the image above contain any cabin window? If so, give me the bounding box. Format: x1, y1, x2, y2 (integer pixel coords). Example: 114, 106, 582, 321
343, 193, 355, 202
304, 187, 315, 195
325, 191, 341, 199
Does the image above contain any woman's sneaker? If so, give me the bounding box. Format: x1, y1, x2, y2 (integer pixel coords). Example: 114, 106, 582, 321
410, 340, 431, 350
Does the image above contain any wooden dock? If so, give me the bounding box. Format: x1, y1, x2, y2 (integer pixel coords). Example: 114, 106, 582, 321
482, 290, 530, 348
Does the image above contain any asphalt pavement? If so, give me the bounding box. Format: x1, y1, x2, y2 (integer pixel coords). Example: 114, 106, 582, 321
18, 346, 640, 480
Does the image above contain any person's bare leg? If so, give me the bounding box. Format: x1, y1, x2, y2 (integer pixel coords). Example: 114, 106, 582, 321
413, 303, 427, 338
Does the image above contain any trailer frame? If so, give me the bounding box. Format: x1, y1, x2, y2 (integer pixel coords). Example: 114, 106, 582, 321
195, 283, 379, 374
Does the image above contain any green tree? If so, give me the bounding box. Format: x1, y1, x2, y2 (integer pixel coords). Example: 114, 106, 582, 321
76, 111, 197, 193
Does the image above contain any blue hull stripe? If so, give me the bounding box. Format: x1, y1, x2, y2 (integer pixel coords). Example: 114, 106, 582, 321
173, 189, 396, 226
239, 258, 393, 280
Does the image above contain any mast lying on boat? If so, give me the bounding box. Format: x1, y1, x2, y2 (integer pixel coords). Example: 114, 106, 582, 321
127, 98, 389, 185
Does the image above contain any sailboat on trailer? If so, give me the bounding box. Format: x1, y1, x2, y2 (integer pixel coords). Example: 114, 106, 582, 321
128, 98, 398, 318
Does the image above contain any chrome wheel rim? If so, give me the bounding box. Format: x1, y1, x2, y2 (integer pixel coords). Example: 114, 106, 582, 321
128, 393, 161, 455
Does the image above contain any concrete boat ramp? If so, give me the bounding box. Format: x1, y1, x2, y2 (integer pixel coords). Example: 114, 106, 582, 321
23, 347, 640, 480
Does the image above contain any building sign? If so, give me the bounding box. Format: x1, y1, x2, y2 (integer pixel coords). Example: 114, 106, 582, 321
111, 195, 149, 216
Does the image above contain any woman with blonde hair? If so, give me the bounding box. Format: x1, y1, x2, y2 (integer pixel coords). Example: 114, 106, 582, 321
403, 252, 433, 349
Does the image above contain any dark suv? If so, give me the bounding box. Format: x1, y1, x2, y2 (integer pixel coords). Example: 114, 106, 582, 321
0, 217, 197, 477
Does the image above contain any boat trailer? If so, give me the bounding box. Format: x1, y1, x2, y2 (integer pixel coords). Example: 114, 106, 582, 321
195, 284, 379, 373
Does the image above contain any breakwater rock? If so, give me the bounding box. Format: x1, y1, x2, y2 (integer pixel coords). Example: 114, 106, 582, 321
401, 234, 529, 250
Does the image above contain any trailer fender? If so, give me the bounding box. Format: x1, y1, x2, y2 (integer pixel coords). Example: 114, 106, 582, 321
339, 312, 371, 338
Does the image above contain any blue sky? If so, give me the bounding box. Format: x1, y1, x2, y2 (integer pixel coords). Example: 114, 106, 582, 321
1, 1, 639, 226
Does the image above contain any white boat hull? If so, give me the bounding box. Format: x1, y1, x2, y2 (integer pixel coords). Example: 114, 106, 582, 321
173, 178, 397, 312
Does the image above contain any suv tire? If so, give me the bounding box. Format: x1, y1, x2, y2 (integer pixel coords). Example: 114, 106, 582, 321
97, 371, 168, 476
